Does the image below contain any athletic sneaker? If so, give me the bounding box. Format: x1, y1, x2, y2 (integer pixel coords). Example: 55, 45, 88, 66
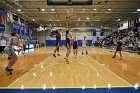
65, 60, 69, 64
5, 67, 13, 72
112, 56, 115, 58
53, 54, 56, 58
86, 51, 88, 55
64, 58, 69, 64
57, 54, 61, 56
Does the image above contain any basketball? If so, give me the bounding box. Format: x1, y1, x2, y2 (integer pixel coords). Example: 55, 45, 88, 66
18, 42, 23, 47
66, 16, 70, 19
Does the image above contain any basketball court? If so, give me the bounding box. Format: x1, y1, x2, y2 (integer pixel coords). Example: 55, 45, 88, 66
0, 0, 140, 93
0, 47, 139, 88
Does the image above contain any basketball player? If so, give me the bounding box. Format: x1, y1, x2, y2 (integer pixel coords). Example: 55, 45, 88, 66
4, 32, 22, 74
82, 36, 88, 55
73, 36, 78, 58
112, 38, 123, 60
52, 30, 63, 57
64, 30, 72, 63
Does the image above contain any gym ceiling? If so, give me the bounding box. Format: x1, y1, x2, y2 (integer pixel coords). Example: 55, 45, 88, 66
0, 0, 140, 28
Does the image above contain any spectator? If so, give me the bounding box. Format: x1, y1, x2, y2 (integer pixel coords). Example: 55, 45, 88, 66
137, 37, 140, 54
0, 37, 6, 54
36, 40, 40, 48
99, 28, 139, 53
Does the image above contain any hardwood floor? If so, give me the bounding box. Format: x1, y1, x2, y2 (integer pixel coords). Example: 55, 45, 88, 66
0, 47, 139, 88
0, 48, 51, 87
89, 47, 140, 85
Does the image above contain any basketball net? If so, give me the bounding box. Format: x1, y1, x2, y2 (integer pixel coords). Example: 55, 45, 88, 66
67, 8, 73, 16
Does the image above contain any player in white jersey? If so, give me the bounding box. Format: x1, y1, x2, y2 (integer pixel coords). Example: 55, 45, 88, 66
4, 32, 23, 74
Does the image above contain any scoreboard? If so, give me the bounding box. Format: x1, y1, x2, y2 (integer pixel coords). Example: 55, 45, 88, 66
47, 0, 92, 5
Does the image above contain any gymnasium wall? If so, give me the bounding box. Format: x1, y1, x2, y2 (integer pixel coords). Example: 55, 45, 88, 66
33, 31, 48, 44
45, 28, 105, 46
0, 8, 11, 38
0, 10, 34, 40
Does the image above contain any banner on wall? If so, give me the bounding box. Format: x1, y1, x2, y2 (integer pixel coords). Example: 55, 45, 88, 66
0, 24, 5, 31
17, 24, 21, 35
24, 27, 28, 36
25, 20, 29, 25
92, 29, 96, 36
12, 14, 18, 21
12, 23, 17, 32
20, 18, 24, 23
21, 26, 24, 36
100, 31, 104, 36
30, 28, 33, 36
0, 8, 5, 15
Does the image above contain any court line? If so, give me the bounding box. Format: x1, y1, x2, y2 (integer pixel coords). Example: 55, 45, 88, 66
87, 56, 132, 86
1, 86, 139, 89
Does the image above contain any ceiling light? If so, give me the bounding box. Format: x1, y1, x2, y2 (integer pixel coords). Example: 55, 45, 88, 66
83, 9, 85, 10
41, 9, 45, 11
87, 17, 90, 20
94, 9, 96, 11
17, 9, 21, 12
108, 9, 111, 11
51, 9, 55, 11
137, 9, 140, 11
118, 19, 120, 21
32, 19, 35, 21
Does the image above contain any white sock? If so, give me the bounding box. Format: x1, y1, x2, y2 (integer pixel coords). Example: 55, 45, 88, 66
8, 66, 12, 69
65, 57, 68, 59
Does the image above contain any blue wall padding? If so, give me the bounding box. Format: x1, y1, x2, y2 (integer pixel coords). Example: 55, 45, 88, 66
46, 40, 93, 46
